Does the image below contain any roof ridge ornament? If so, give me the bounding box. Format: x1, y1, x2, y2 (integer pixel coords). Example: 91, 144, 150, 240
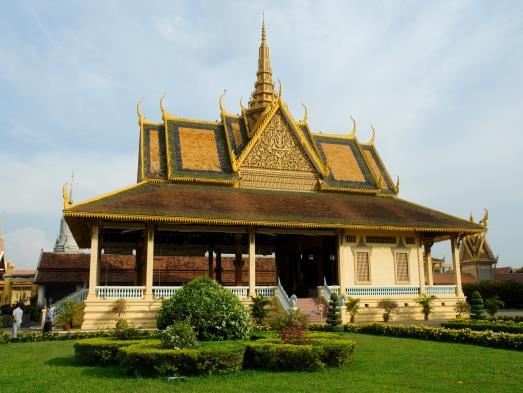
395, 176, 400, 194
278, 79, 283, 103
469, 210, 475, 223
301, 102, 308, 123
62, 181, 73, 209
219, 90, 227, 115
367, 124, 376, 144
136, 97, 144, 123
240, 97, 246, 112
160, 94, 167, 120
349, 116, 357, 138
479, 208, 489, 227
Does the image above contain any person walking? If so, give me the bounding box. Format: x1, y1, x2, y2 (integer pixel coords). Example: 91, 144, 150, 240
12, 304, 23, 338
43, 307, 53, 333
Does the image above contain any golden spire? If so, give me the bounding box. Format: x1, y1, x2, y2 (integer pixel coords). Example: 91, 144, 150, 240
248, 15, 275, 111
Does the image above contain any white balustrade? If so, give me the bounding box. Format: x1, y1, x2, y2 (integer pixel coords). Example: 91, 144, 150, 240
426, 285, 456, 296
226, 286, 249, 297
95, 286, 145, 299
328, 285, 340, 295
49, 287, 88, 320
346, 286, 420, 296
255, 286, 275, 297
153, 286, 182, 299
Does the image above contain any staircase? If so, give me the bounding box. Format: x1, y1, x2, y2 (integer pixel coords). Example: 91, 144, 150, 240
295, 298, 324, 324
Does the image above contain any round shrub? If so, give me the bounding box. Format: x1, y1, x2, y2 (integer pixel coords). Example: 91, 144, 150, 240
157, 277, 252, 341
160, 321, 198, 349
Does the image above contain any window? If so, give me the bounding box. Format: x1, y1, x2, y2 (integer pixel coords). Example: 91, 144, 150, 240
366, 236, 396, 244
356, 252, 370, 283
395, 252, 410, 283
345, 235, 356, 243
405, 237, 416, 245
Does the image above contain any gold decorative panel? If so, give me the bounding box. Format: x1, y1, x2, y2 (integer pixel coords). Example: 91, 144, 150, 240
242, 112, 316, 172
179, 127, 221, 171
320, 143, 365, 182
149, 130, 160, 173
363, 150, 387, 189
231, 122, 244, 150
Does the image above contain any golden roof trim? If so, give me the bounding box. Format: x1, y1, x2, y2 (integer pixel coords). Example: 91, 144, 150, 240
167, 176, 238, 186
64, 211, 485, 234
66, 182, 146, 211
164, 114, 221, 126
312, 132, 356, 140
320, 184, 379, 195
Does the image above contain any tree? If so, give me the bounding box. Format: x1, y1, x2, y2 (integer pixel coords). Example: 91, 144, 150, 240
326, 293, 343, 331
415, 294, 437, 321
453, 300, 470, 318
345, 297, 360, 323
469, 291, 486, 320
250, 294, 272, 325
484, 295, 504, 318
378, 299, 399, 322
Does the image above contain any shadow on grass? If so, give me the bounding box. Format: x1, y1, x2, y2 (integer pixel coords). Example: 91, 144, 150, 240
46, 356, 86, 368
46, 356, 130, 379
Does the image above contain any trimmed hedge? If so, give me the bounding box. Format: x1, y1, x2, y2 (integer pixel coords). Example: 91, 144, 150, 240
118, 340, 246, 377
442, 320, 523, 334
243, 338, 355, 371
463, 281, 523, 308
74, 338, 144, 365
344, 323, 523, 350
1, 329, 156, 344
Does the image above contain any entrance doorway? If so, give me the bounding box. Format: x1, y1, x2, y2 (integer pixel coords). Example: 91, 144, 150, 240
272, 234, 337, 298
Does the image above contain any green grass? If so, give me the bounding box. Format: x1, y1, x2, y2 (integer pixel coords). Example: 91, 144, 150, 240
0, 333, 521, 393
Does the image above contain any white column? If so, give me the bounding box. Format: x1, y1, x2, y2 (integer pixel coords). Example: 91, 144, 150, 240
424, 242, 434, 286
417, 239, 426, 294
37, 285, 46, 307
451, 237, 464, 296
337, 231, 347, 295
248, 227, 256, 297
87, 223, 100, 298
145, 223, 154, 300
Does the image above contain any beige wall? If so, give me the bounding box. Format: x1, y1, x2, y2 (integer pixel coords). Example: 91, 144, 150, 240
340, 232, 421, 287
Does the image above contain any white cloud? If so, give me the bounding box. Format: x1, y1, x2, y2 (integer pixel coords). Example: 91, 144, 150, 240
4, 227, 50, 269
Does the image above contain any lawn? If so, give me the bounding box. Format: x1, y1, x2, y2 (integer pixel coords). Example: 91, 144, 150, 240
0, 333, 521, 393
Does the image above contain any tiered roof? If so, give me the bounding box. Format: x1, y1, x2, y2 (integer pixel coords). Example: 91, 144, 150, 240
65, 21, 485, 246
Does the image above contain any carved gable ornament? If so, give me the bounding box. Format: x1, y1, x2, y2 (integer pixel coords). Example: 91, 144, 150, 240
239, 110, 319, 191
242, 111, 316, 172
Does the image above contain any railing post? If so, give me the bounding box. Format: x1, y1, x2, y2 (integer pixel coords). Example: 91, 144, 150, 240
87, 223, 100, 299
424, 241, 434, 286
451, 237, 464, 297
417, 238, 426, 295
145, 223, 154, 300
248, 227, 256, 297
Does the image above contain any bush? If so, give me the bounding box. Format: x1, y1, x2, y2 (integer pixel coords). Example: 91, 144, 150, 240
273, 308, 309, 331
454, 300, 470, 318
243, 338, 355, 371
415, 294, 436, 321
484, 296, 504, 318
378, 299, 399, 322
470, 291, 486, 320
326, 293, 342, 330
442, 320, 523, 334
114, 322, 142, 341
74, 338, 143, 365
119, 340, 245, 377
3, 329, 155, 345
344, 322, 523, 350
157, 278, 252, 341
345, 297, 360, 323
463, 281, 523, 309
250, 295, 272, 325
160, 321, 198, 349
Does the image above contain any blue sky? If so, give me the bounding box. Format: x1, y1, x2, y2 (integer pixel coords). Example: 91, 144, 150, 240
1, 1, 522, 268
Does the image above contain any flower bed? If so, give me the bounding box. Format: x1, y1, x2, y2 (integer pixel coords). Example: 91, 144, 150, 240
344, 323, 523, 350
442, 320, 523, 334
0, 329, 156, 345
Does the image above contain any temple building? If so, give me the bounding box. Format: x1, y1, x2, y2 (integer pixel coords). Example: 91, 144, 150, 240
62, 21, 485, 328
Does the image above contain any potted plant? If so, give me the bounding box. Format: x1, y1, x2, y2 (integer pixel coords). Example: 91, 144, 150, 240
250, 294, 272, 325
378, 299, 399, 322
345, 296, 360, 323
453, 300, 470, 319
415, 294, 437, 321
54, 300, 80, 330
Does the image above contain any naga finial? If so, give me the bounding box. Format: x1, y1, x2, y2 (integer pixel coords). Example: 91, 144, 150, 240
219, 90, 227, 114
368, 124, 376, 144
301, 102, 308, 123
395, 176, 400, 193
62, 182, 72, 209
479, 208, 489, 227
469, 210, 475, 223
349, 116, 357, 137
240, 97, 246, 113
278, 79, 283, 102
69, 172, 74, 204
136, 97, 144, 122
160, 94, 167, 119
